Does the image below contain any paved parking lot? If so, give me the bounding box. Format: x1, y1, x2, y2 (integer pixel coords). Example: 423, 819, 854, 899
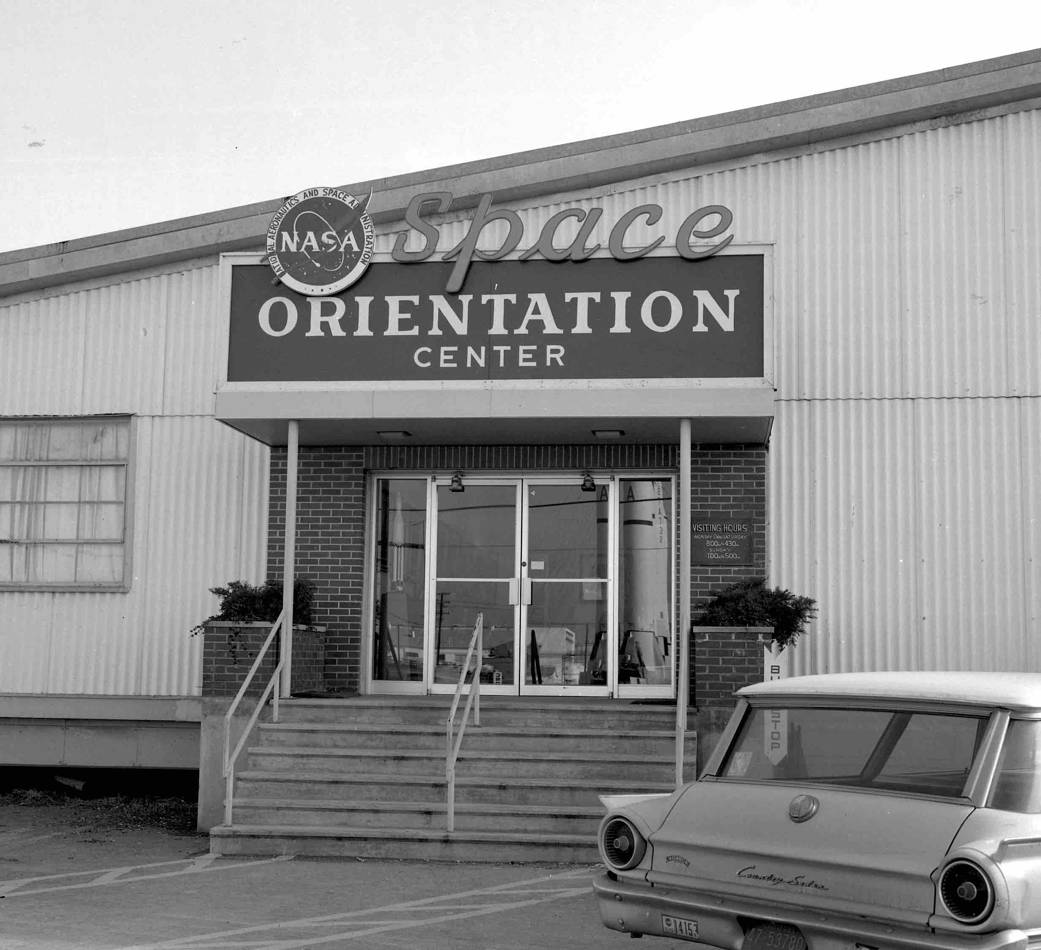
0, 800, 696, 950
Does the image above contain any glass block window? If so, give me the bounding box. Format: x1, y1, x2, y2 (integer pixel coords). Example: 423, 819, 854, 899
0, 417, 131, 589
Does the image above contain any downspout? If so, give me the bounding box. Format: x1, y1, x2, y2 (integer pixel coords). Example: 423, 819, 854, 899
280, 419, 299, 698
676, 418, 692, 786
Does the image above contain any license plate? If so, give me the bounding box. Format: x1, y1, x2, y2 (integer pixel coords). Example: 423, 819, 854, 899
661, 914, 699, 940
743, 922, 808, 950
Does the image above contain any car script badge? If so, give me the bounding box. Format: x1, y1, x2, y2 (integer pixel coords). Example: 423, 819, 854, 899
788, 794, 819, 823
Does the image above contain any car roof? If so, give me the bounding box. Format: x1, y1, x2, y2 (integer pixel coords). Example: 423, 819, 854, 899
739, 671, 1041, 710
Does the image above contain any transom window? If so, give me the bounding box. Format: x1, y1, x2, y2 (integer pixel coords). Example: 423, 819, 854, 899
0, 417, 131, 589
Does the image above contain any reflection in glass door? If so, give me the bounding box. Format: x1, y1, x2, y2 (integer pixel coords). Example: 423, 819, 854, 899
618, 479, 673, 689
431, 482, 519, 690
522, 481, 610, 694
371, 478, 428, 687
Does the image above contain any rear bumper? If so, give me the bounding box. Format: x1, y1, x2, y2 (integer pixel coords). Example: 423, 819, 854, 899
592, 871, 1034, 950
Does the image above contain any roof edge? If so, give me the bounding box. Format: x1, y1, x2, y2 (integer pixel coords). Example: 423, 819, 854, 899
3, 48, 1040, 298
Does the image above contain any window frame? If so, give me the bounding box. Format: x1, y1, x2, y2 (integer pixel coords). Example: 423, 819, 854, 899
0, 415, 134, 592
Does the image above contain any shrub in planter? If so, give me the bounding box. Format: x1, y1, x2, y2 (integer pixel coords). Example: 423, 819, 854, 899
696, 577, 816, 651
190, 578, 315, 637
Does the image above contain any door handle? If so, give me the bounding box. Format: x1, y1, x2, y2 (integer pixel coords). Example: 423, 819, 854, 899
508, 578, 533, 606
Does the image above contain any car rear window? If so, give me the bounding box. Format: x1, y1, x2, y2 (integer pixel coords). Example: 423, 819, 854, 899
721, 705, 986, 798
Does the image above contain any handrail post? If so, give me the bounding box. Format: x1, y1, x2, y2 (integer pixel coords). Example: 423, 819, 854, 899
280, 419, 299, 699
221, 610, 286, 828
474, 616, 482, 727
445, 612, 484, 833
676, 418, 692, 786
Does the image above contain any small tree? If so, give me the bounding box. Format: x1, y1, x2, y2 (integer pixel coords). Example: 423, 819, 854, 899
697, 578, 816, 651
190, 578, 315, 636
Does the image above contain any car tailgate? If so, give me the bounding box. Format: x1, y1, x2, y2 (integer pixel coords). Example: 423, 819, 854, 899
646, 780, 974, 926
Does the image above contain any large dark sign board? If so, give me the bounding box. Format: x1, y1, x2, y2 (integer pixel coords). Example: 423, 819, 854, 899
227, 255, 764, 383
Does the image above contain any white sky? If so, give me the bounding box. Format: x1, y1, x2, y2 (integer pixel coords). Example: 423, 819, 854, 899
2, 0, 1039, 253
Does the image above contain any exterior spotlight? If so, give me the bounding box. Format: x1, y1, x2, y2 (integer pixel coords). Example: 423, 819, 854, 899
581, 471, 597, 492
449, 471, 465, 492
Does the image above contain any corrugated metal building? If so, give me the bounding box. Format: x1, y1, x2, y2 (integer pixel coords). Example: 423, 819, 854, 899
1, 49, 1039, 798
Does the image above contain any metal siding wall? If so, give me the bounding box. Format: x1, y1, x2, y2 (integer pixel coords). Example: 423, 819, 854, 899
795, 140, 905, 399
914, 398, 1030, 671
133, 416, 269, 695
0, 261, 223, 415
771, 400, 921, 675
901, 120, 1009, 399
0, 262, 269, 696
765, 108, 1040, 675
1005, 109, 1041, 397
1023, 397, 1041, 674
161, 264, 226, 415
0, 292, 88, 414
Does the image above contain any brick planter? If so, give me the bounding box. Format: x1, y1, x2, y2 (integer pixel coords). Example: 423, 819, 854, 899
201, 621, 326, 697
690, 625, 774, 708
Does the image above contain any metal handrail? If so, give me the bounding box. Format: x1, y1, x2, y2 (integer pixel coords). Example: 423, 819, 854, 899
222, 610, 286, 827
445, 612, 484, 832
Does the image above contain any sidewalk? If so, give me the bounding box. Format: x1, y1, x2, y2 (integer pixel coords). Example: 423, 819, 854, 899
0, 795, 693, 950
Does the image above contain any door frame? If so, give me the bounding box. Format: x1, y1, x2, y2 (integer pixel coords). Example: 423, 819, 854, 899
516, 474, 616, 697
364, 471, 676, 699
427, 476, 524, 696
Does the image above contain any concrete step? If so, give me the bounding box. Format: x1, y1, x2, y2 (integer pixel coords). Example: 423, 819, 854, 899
245, 746, 679, 781
217, 696, 695, 863
258, 721, 682, 755
234, 770, 675, 806
276, 697, 682, 730
209, 823, 600, 864
230, 798, 604, 834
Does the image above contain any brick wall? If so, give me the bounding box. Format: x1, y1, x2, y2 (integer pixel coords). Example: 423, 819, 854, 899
266, 441, 768, 698
268, 448, 366, 694
201, 622, 325, 697
688, 445, 769, 708
690, 625, 772, 707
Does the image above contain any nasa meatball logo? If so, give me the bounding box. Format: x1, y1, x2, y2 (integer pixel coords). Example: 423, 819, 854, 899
266, 187, 375, 295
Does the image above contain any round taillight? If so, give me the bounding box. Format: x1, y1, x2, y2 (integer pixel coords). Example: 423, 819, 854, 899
601, 817, 647, 871
939, 859, 994, 924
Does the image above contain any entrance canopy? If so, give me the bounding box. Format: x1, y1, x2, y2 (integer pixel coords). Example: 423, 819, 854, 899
215, 382, 774, 446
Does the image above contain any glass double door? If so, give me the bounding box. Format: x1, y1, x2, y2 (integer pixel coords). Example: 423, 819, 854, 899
371, 475, 674, 696
433, 478, 608, 694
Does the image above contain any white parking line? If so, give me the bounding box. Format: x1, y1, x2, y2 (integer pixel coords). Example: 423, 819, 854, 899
113, 868, 593, 950
0, 854, 291, 898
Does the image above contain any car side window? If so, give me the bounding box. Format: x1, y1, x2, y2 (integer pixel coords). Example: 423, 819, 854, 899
989, 720, 1041, 813
870, 713, 981, 795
